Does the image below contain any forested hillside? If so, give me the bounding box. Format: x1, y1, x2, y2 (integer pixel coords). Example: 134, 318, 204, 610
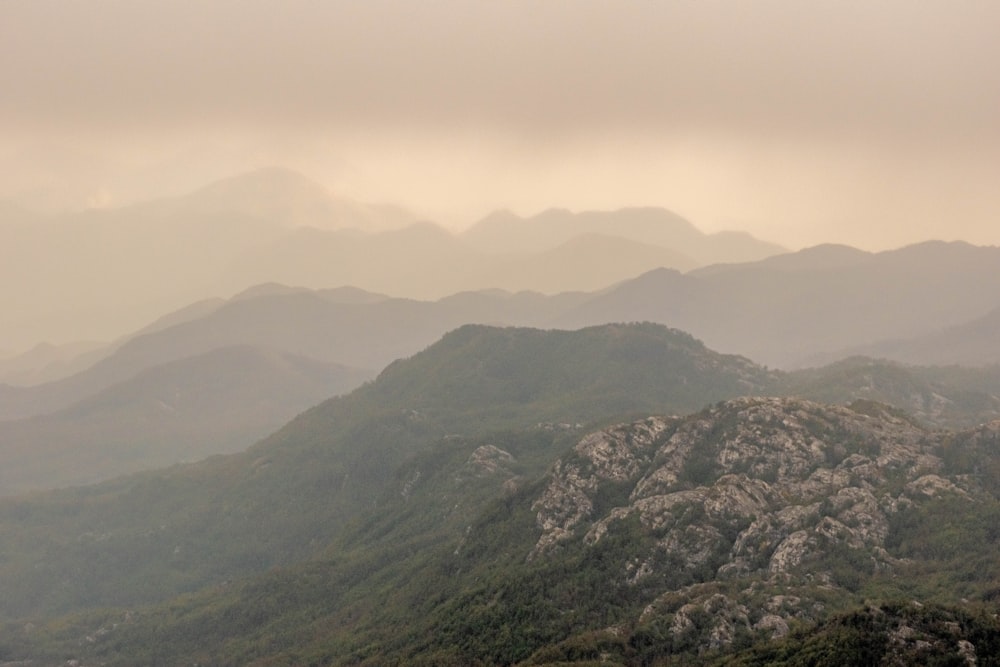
0, 324, 998, 665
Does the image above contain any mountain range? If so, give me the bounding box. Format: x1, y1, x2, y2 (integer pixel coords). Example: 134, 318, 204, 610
3, 230, 1000, 494
556, 240, 1000, 367
0, 345, 369, 495
5, 167, 998, 375
6, 237, 1000, 395
0, 167, 784, 351
3, 166, 1000, 663
0, 324, 997, 665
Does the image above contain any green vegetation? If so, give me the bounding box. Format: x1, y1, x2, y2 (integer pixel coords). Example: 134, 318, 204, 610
714, 602, 1000, 667
777, 356, 1000, 429
0, 323, 770, 620
1, 323, 1000, 665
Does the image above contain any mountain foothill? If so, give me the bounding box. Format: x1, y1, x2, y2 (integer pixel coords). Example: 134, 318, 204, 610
1, 168, 1000, 664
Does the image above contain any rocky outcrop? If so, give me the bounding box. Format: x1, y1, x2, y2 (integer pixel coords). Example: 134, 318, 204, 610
462, 444, 517, 478
529, 397, 989, 653
530, 417, 673, 557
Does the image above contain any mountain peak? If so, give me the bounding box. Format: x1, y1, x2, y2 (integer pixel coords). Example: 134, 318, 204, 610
181, 167, 335, 222
462, 206, 783, 265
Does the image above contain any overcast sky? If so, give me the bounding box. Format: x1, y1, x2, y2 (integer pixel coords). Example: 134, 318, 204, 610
2, 0, 998, 250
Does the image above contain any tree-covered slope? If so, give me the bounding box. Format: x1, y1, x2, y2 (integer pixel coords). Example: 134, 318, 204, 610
3, 326, 1000, 665
0, 323, 772, 621
0, 345, 371, 495
9, 398, 999, 666
777, 356, 1000, 429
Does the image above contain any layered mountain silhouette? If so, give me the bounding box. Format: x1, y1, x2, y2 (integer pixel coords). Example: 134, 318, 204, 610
833, 304, 1000, 366
3, 314, 1000, 496
0, 346, 369, 495
461, 206, 784, 264
3, 234, 1000, 495
558, 240, 1000, 367
0, 168, 783, 350
0, 340, 107, 386
0, 324, 998, 665
8, 237, 1000, 401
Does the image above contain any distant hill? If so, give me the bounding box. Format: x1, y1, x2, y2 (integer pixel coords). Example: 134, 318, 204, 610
0, 345, 371, 495
3, 173, 789, 349
691, 242, 870, 276
558, 241, 1000, 367
478, 233, 699, 292
8, 233, 1000, 424
462, 206, 785, 264
222, 219, 711, 299
828, 304, 1000, 366
777, 356, 1000, 427
221, 222, 489, 299
0, 168, 420, 349
8, 235, 1000, 420
0, 323, 776, 620
0, 340, 107, 386
6, 393, 1000, 665
4, 315, 1000, 499
0, 286, 588, 420
2, 322, 1000, 627
175, 166, 416, 232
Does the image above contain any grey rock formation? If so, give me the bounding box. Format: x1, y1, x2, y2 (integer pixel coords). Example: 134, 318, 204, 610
529, 397, 993, 653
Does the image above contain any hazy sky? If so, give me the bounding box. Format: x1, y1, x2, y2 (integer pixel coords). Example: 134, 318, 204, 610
2, 0, 999, 250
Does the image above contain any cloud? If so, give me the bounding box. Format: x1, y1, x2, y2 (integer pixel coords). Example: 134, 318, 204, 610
3, 1, 996, 140
2, 1, 999, 248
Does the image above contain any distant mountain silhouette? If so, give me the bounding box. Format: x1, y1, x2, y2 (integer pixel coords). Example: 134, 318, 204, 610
0, 340, 107, 386
691, 242, 870, 276
4, 171, 788, 348
224, 225, 705, 299
462, 206, 785, 264
829, 304, 1000, 366
0, 286, 587, 420
480, 233, 699, 291
175, 166, 417, 232
1, 322, 999, 662
6, 238, 998, 422
0, 345, 370, 495
557, 241, 1000, 367
5, 236, 998, 426
0, 168, 419, 349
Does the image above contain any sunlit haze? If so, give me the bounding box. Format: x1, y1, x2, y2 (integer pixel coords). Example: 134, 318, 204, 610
3, 0, 998, 251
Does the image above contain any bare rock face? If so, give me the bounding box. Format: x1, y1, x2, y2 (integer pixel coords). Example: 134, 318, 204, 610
531, 416, 673, 558
463, 444, 516, 478
528, 397, 985, 652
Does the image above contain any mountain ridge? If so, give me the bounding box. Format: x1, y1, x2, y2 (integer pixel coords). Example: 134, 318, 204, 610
9, 394, 999, 665
2, 169, 785, 349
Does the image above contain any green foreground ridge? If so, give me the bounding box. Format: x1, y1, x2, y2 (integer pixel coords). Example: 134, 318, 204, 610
0, 323, 999, 665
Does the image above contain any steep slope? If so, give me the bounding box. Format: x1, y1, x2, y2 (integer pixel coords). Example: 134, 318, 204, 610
17, 397, 1000, 666
2, 322, 996, 509
0, 345, 372, 495
0, 323, 774, 621
714, 602, 1000, 666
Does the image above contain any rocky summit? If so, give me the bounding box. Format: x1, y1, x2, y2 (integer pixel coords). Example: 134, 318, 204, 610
5, 391, 1000, 666
526, 397, 998, 659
